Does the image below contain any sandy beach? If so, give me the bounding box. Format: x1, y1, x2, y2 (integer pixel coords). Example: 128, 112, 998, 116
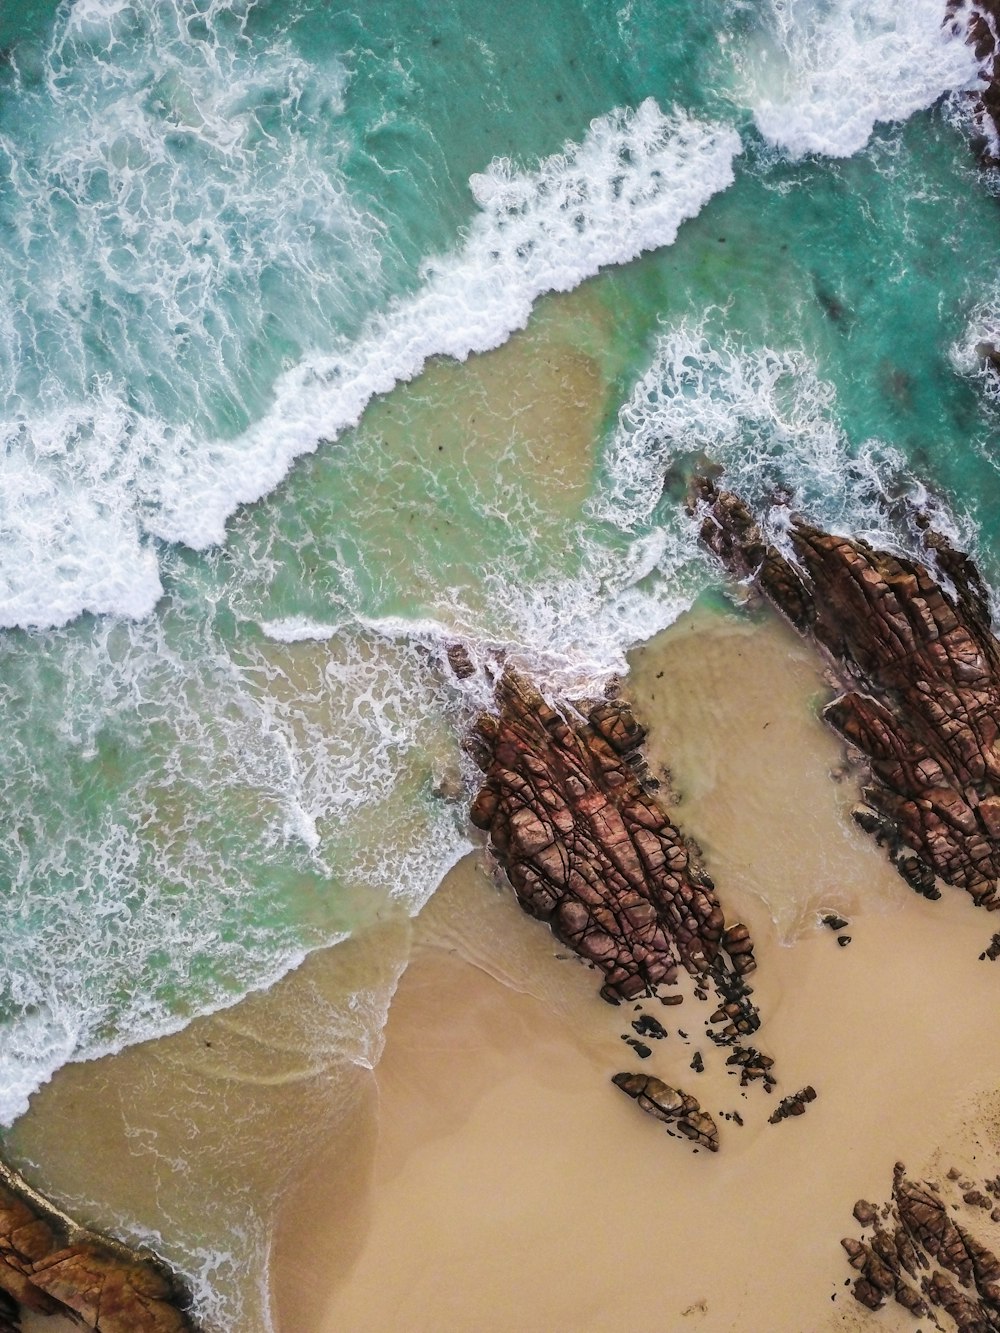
273, 601, 1000, 1332
12, 600, 1000, 1332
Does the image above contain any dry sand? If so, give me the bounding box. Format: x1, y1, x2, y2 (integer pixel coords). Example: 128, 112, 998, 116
272, 601, 1000, 1333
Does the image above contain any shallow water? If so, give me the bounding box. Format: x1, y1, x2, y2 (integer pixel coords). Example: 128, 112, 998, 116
2, 0, 1000, 1326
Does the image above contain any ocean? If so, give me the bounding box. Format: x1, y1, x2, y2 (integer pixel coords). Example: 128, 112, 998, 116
0, 0, 999, 1326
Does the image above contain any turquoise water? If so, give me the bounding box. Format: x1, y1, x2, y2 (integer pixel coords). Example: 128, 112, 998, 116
1, 0, 999, 1324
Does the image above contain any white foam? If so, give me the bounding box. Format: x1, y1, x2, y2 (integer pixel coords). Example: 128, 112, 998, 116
0, 0, 375, 629
141, 100, 741, 551
258, 616, 346, 644
741, 0, 982, 159
952, 292, 1000, 400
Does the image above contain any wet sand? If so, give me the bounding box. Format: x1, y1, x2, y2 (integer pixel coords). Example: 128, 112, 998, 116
272, 602, 1000, 1332
11, 599, 1000, 1332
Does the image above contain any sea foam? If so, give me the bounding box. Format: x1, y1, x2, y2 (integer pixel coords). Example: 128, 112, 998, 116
0, 0, 741, 633
742, 0, 983, 159
144, 101, 742, 551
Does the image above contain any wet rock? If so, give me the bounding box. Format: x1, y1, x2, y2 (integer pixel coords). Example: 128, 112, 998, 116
446, 641, 476, 680
837, 935, 851, 947
625, 1038, 652, 1059
823, 914, 849, 931
946, 0, 1000, 167
690, 1051, 705, 1074
695, 481, 1000, 909
469, 669, 754, 1004
0, 1161, 192, 1332
612, 1073, 719, 1152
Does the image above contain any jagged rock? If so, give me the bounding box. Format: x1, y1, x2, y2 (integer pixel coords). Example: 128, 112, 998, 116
946, 0, 1000, 166
445, 642, 476, 680
469, 669, 754, 1004
611, 1073, 719, 1151
695, 481, 1000, 909
0, 1161, 192, 1331
823, 914, 849, 931
853, 1200, 877, 1228
841, 1162, 1000, 1328
768, 1086, 817, 1125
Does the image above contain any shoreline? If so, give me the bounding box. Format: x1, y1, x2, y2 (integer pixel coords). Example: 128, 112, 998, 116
271, 600, 1000, 1331
11, 595, 1000, 1331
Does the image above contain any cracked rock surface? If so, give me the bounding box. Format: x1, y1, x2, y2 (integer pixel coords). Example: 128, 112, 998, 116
0, 1160, 192, 1332
946, 0, 1000, 165
696, 481, 1000, 908
842, 1162, 1000, 1329
611, 1073, 719, 1152
468, 668, 755, 1004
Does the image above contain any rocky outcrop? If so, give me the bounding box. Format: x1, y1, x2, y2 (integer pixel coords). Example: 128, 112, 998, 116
468, 668, 756, 1004
0, 1160, 192, 1332
611, 1074, 719, 1152
842, 1162, 1000, 1328
695, 481, 1000, 908
946, 0, 1000, 164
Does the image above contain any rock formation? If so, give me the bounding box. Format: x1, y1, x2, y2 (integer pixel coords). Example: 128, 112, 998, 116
611, 1073, 719, 1151
842, 1161, 1000, 1328
468, 668, 757, 1004
0, 1159, 192, 1332
767, 1085, 817, 1125
694, 480, 1000, 908
946, 0, 1000, 164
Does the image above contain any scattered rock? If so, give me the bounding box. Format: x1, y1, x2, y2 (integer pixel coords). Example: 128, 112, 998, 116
724, 1045, 778, 1091
840, 1161, 1000, 1325
446, 641, 476, 680
612, 1073, 719, 1152
823, 914, 849, 931
964, 1189, 993, 1210
690, 1051, 705, 1074
625, 1038, 652, 1059
768, 1086, 817, 1124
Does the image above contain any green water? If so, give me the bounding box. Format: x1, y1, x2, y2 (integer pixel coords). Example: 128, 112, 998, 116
0, 0, 998, 1325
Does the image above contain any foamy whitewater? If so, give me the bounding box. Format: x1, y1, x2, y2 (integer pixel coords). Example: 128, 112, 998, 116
2, 0, 1000, 1326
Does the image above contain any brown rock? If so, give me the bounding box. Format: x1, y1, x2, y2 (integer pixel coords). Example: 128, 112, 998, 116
0, 1162, 192, 1332
695, 480, 1000, 908
612, 1073, 719, 1151
468, 669, 755, 1005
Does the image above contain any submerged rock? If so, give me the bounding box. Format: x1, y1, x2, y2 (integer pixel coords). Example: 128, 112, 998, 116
695, 481, 1000, 909
468, 669, 756, 1004
0, 1160, 193, 1332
